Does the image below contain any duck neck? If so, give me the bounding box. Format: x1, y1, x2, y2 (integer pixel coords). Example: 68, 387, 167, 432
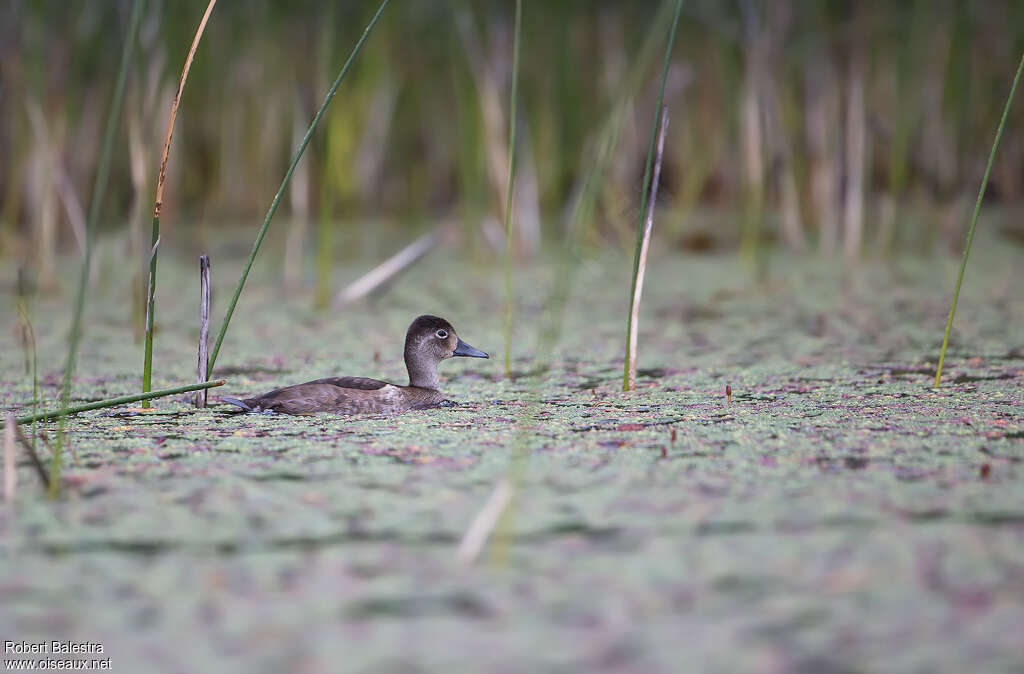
405, 351, 440, 390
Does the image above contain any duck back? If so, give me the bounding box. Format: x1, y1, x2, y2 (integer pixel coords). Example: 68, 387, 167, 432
231, 377, 445, 415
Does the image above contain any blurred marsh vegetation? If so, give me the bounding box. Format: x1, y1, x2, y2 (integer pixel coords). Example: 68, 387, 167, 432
2, 0, 1024, 300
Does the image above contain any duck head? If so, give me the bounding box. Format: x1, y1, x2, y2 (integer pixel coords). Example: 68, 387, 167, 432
404, 315, 488, 389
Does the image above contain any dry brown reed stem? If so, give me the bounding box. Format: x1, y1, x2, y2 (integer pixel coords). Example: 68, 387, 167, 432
334, 229, 440, 307
152, 0, 216, 221
622, 0, 682, 392
4, 413, 15, 504
143, 0, 217, 403
457, 477, 514, 565
25, 101, 87, 257
806, 59, 841, 256
625, 107, 669, 392
195, 255, 211, 408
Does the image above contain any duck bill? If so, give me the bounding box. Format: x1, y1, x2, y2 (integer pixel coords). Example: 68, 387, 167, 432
453, 338, 489, 358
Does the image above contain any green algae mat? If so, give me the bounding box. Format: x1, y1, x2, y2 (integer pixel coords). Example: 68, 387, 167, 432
1, 231, 1021, 673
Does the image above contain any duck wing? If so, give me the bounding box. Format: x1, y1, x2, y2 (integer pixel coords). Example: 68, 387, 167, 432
302, 376, 390, 390
242, 378, 399, 415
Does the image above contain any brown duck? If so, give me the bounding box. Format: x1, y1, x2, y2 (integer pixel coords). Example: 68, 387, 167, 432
220, 315, 488, 415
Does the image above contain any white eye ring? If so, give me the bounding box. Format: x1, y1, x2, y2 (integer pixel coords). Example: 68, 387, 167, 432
435, 329, 448, 339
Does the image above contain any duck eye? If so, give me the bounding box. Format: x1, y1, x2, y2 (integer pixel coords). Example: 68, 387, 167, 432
435, 329, 448, 339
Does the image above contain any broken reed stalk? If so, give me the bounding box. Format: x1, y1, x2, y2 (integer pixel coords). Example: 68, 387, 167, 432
623, 0, 682, 392
3, 413, 14, 504
333, 229, 439, 306
457, 477, 514, 565
143, 0, 218, 406
16, 380, 226, 426
53, 0, 147, 498
195, 256, 212, 407
206, 0, 391, 379
503, 0, 523, 378
624, 107, 670, 391
934, 52, 1023, 388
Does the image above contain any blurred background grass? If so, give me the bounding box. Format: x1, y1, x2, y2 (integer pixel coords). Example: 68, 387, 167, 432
2, 0, 1024, 295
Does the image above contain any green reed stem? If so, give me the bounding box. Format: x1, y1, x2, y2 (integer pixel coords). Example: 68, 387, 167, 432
53, 0, 147, 497
503, 0, 523, 377
623, 0, 683, 392
141, 217, 157, 401
206, 0, 390, 378
16, 380, 226, 426
934, 52, 1023, 388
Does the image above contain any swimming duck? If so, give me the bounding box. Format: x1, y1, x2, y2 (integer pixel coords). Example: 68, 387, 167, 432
220, 315, 488, 415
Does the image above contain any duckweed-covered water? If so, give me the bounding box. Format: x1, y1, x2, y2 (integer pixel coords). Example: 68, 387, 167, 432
1, 227, 1021, 673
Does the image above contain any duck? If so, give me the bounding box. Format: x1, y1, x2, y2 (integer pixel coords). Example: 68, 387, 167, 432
220, 315, 489, 415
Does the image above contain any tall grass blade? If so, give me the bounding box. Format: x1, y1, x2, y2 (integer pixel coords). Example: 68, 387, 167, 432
53, 0, 148, 498
623, 0, 683, 392
934, 52, 1023, 387
143, 0, 218, 405
206, 0, 391, 378
503, 0, 523, 377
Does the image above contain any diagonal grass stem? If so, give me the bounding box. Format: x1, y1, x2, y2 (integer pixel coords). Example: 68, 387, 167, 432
934, 52, 1023, 387
207, 0, 391, 378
